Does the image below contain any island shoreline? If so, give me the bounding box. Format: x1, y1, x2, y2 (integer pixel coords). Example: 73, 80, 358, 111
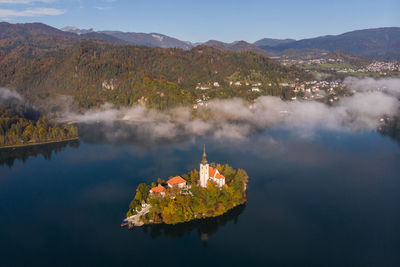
124, 150, 249, 228
125, 202, 247, 228
0, 137, 80, 150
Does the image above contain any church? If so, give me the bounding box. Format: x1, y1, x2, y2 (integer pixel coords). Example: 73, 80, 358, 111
199, 145, 226, 188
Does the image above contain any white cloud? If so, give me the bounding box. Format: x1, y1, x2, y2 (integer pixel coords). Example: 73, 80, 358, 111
0, 0, 54, 3
95, 6, 111, 11
0, 7, 65, 18
95, 0, 116, 10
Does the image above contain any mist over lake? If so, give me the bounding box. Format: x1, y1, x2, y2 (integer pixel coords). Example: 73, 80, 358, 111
1, 127, 399, 266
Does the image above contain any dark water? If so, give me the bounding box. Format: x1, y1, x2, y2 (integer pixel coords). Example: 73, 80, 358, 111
1, 129, 400, 266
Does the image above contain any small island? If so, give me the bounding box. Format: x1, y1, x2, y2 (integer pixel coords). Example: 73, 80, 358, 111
124, 146, 248, 227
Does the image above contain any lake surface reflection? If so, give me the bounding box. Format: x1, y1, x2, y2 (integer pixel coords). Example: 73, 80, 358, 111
143, 204, 246, 242
0, 128, 399, 266
0, 140, 80, 168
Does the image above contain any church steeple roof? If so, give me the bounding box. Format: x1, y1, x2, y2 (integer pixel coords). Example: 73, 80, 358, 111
201, 144, 208, 165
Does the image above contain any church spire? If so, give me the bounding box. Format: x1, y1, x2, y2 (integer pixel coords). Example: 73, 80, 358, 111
201, 144, 208, 164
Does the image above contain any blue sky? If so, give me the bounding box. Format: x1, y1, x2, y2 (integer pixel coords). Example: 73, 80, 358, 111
0, 0, 399, 42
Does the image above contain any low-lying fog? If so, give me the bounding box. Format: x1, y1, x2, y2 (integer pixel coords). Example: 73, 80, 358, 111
60, 78, 400, 143
2, 78, 400, 144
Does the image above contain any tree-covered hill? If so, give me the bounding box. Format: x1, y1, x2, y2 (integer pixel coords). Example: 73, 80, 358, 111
0, 22, 76, 40
0, 36, 311, 110
202, 40, 269, 57
0, 22, 128, 45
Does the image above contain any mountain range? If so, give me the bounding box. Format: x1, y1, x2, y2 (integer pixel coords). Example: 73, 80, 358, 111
259, 27, 400, 60
0, 22, 398, 61
59, 25, 400, 60
0, 22, 129, 45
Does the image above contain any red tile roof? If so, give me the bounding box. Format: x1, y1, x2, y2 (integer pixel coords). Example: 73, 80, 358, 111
167, 176, 187, 186
215, 173, 225, 179
209, 167, 225, 179
209, 167, 217, 177
150, 185, 165, 193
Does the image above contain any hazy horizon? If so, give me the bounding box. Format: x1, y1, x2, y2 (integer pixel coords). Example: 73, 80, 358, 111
0, 0, 399, 43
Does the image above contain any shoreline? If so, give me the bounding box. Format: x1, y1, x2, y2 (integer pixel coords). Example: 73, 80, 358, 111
128, 200, 247, 228
140, 203, 247, 228
124, 196, 247, 228
0, 137, 79, 150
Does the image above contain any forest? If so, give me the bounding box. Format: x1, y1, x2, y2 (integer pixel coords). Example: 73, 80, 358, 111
0, 36, 312, 111
126, 163, 248, 225
0, 100, 78, 148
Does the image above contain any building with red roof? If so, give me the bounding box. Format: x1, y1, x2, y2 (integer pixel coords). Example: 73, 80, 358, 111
208, 167, 226, 187
150, 185, 166, 196
167, 176, 187, 188
199, 145, 225, 188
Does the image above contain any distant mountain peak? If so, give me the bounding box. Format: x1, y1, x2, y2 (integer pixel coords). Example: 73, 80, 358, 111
61, 26, 95, 35
100, 30, 193, 50
253, 38, 296, 47
202, 39, 269, 57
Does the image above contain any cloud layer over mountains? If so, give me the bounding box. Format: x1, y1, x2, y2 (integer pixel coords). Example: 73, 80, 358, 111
58, 78, 400, 143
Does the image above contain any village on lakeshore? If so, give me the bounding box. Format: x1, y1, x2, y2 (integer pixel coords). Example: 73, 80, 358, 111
193, 78, 346, 108
123, 146, 248, 227
192, 57, 400, 109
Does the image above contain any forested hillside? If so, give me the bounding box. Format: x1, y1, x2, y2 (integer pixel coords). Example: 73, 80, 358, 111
0, 23, 311, 110
0, 99, 78, 147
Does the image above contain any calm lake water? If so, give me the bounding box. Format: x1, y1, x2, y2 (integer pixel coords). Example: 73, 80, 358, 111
1, 128, 400, 266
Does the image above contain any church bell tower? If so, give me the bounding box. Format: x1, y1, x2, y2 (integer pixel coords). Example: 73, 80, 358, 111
199, 145, 209, 188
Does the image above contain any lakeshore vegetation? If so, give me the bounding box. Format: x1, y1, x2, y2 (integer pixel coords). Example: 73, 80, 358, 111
0, 102, 78, 148
126, 163, 248, 225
